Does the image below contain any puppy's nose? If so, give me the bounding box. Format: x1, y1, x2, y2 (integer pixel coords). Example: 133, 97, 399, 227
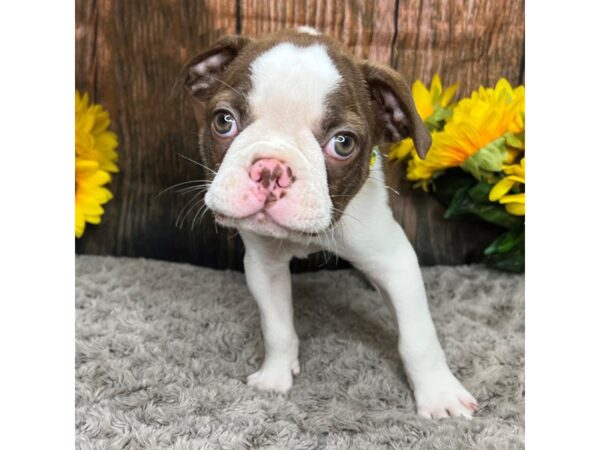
249, 158, 294, 188
249, 158, 294, 203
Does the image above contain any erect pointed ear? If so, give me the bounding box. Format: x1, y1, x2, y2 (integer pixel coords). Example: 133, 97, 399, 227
361, 62, 432, 159
181, 35, 253, 101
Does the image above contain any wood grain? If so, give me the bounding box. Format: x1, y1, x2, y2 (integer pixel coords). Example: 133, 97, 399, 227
76, 0, 245, 269
240, 0, 396, 63
76, 0, 524, 269
393, 0, 525, 97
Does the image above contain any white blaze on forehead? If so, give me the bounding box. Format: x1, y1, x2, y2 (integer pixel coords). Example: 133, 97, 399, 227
248, 43, 341, 128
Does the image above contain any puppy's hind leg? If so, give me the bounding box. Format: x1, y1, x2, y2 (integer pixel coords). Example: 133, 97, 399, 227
240, 231, 300, 393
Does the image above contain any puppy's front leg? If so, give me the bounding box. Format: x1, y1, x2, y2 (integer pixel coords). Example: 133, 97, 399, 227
348, 222, 478, 419
240, 231, 300, 393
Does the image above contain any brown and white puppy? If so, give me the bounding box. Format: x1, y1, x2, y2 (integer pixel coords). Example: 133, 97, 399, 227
181, 28, 477, 419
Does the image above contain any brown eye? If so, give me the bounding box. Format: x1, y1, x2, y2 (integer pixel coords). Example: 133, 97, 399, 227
212, 111, 238, 137
325, 134, 356, 160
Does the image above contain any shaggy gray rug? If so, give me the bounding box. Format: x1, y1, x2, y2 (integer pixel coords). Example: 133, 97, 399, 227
76, 255, 524, 449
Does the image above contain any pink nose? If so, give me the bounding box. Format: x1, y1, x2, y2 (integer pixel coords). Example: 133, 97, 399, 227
248, 158, 294, 204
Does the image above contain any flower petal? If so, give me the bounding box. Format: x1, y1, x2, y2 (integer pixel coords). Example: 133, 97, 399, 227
506, 202, 525, 216
412, 80, 433, 120
489, 178, 516, 201
75, 159, 99, 172
499, 193, 525, 204
389, 139, 415, 161
85, 215, 103, 224
430, 73, 443, 103
75, 209, 86, 238
503, 158, 525, 178
441, 82, 458, 107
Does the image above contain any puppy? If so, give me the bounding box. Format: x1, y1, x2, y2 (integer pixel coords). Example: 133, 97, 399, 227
181, 27, 477, 419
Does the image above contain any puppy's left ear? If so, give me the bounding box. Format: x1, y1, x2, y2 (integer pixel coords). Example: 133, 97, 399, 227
361, 62, 432, 159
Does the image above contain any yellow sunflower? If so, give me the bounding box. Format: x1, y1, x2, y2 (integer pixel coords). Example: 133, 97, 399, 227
489, 157, 525, 216
389, 74, 458, 161
413, 73, 458, 122
407, 79, 525, 187
75, 91, 119, 238
75, 160, 113, 238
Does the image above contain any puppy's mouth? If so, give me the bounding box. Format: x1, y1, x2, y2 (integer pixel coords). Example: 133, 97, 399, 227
213, 210, 319, 237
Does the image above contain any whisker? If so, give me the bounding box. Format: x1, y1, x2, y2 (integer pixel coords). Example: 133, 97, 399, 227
324, 225, 341, 262
174, 184, 211, 195
323, 227, 340, 267
191, 204, 209, 230
178, 198, 206, 229
177, 153, 217, 174
316, 231, 331, 267
368, 175, 402, 197
381, 185, 401, 197
331, 206, 363, 225
199, 206, 213, 228
176, 192, 205, 228
157, 180, 212, 197
215, 78, 247, 99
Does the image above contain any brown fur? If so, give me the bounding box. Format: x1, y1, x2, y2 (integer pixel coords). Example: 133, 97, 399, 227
182, 29, 430, 223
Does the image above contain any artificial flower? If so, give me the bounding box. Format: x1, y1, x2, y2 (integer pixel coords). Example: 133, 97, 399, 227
75, 90, 118, 237
489, 158, 525, 216
76, 91, 119, 173
412, 73, 458, 125
75, 160, 113, 237
407, 78, 525, 186
389, 74, 458, 161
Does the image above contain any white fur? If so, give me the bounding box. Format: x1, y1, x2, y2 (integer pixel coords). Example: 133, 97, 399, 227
203, 43, 477, 418
249, 43, 340, 126
205, 43, 341, 234
297, 26, 320, 36
238, 156, 477, 418
188, 54, 229, 93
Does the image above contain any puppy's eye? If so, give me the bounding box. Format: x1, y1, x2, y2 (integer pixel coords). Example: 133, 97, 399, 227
212, 111, 238, 138
324, 134, 356, 160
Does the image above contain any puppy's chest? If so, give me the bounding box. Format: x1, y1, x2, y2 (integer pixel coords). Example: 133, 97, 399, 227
284, 158, 395, 255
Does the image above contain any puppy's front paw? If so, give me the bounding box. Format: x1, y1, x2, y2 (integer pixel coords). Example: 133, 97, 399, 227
246, 359, 300, 393
413, 369, 478, 419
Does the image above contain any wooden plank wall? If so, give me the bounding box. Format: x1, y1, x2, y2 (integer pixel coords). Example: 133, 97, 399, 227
75, 0, 525, 270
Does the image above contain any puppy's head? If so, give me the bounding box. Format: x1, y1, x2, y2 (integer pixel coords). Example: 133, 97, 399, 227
182, 29, 430, 239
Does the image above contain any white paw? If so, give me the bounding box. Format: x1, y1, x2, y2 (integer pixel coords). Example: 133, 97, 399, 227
246, 359, 300, 393
413, 369, 478, 419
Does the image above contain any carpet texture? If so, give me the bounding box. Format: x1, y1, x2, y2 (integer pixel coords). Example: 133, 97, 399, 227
76, 255, 524, 449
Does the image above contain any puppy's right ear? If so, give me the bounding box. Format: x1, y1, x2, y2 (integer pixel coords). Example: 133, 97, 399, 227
361, 62, 432, 159
182, 35, 252, 101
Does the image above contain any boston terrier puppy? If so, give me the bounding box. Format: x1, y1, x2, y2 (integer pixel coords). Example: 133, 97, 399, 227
181, 27, 477, 419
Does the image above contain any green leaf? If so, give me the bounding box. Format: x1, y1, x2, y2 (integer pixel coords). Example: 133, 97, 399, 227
444, 183, 524, 229
461, 136, 507, 181
505, 132, 524, 150
483, 246, 525, 272
444, 185, 471, 218
484, 227, 525, 255
483, 227, 525, 272
431, 169, 477, 207
468, 181, 493, 203
424, 106, 453, 132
